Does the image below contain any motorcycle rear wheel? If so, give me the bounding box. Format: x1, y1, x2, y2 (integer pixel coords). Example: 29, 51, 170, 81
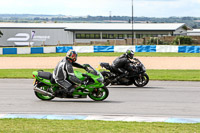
133, 73, 149, 87
88, 86, 109, 101
34, 86, 55, 101
101, 71, 111, 86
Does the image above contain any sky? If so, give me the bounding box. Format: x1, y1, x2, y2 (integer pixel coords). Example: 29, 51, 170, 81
0, 0, 200, 17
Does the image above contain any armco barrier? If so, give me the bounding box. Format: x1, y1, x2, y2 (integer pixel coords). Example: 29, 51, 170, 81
0, 48, 2, 54
94, 46, 114, 52
136, 45, 156, 52
3, 48, 17, 54
56, 46, 73, 53
0, 45, 200, 55
178, 46, 200, 53
31, 47, 43, 54
156, 45, 178, 52
73, 46, 94, 53
114, 46, 135, 52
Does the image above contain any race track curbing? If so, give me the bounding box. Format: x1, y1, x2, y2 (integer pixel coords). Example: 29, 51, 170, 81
0, 114, 200, 123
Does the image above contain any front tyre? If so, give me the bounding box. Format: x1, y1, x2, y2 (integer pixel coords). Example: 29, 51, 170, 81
34, 86, 55, 101
133, 73, 149, 87
89, 86, 109, 101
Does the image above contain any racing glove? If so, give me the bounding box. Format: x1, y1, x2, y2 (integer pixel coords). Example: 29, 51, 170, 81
83, 64, 90, 71
83, 64, 90, 68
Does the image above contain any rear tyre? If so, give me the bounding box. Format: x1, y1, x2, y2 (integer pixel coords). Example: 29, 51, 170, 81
34, 86, 55, 101
89, 86, 109, 101
133, 73, 149, 87
101, 71, 111, 86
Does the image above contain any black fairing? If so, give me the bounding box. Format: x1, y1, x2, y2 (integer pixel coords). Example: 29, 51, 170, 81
136, 64, 146, 73
101, 58, 149, 86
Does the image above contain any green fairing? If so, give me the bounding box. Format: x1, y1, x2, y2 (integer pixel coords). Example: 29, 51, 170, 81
32, 64, 108, 101
71, 70, 105, 94
74, 71, 85, 80
32, 71, 38, 77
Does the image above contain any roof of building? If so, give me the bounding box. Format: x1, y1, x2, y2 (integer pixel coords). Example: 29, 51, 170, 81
187, 29, 200, 33
0, 23, 67, 29
0, 23, 190, 31
64, 23, 189, 31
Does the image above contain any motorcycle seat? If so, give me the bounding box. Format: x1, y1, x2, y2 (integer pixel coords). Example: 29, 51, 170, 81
100, 62, 112, 70
38, 72, 56, 84
38, 72, 52, 80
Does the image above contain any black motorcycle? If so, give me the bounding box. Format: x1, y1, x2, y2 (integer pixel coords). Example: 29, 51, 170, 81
100, 58, 149, 87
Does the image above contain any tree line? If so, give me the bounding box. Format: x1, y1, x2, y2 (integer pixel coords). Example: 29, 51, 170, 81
0, 14, 200, 28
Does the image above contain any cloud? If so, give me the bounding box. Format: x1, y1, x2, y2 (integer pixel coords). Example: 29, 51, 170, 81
0, 0, 199, 17
132, 0, 200, 17
134, 0, 178, 2
194, 0, 200, 3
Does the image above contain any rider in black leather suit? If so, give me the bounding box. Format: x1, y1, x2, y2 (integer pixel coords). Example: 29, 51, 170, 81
111, 49, 137, 83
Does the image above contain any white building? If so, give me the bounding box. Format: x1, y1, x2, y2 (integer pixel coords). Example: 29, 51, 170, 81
0, 23, 191, 46
187, 29, 200, 36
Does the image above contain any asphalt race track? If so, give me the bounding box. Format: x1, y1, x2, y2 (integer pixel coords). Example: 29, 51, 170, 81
0, 79, 200, 118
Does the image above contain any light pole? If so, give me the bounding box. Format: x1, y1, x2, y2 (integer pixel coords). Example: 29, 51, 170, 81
131, 0, 134, 45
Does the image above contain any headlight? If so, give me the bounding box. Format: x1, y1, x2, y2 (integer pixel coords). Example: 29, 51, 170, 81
97, 77, 104, 83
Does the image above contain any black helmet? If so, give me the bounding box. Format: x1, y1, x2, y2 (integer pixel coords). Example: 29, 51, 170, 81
66, 50, 78, 62
126, 49, 134, 59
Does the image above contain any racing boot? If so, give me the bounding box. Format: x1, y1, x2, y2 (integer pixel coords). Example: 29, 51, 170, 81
67, 86, 76, 97
55, 89, 67, 98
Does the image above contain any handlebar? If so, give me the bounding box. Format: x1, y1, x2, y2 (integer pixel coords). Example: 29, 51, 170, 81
82, 73, 90, 78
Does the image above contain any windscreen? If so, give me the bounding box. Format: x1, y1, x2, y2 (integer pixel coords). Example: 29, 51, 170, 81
87, 66, 99, 76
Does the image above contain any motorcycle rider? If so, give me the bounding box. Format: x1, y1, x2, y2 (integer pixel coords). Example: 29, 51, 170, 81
53, 50, 87, 97
111, 49, 137, 83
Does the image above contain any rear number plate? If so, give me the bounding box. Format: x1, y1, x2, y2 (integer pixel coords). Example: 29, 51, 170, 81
33, 79, 36, 85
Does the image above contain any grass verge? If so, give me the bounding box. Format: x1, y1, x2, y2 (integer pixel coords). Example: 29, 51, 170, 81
147, 69, 200, 81
0, 69, 200, 81
1, 52, 200, 57
0, 119, 199, 133
0, 69, 54, 79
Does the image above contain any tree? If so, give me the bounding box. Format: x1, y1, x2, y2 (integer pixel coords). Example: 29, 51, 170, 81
173, 36, 193, 45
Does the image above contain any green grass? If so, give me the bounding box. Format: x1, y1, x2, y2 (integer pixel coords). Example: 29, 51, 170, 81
0, 119, 199, 133
147, 69, 200, 81
1, 69, 200, 81
0, 69, 54, 79
0, 52, 200, 57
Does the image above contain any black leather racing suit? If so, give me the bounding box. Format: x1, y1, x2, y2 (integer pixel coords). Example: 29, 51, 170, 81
53, 57, 85, 91
111, 54, 135, 80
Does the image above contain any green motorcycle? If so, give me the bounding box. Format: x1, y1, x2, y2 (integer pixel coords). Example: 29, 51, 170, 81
32, 64, 109, 101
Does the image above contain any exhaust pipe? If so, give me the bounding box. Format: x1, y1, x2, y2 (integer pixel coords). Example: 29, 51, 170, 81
34, 87, 54, 97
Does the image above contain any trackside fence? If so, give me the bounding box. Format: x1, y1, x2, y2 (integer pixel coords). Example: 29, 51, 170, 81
0, 45, 200, 55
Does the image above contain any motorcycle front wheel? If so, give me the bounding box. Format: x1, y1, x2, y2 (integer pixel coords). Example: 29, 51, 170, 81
133, 73, 149, 87
89, 86, 109, 101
